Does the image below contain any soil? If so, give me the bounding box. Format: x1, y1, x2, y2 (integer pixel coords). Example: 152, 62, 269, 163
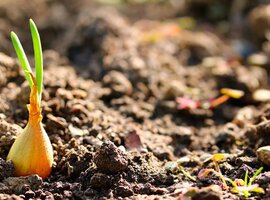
1, 0, 270, 199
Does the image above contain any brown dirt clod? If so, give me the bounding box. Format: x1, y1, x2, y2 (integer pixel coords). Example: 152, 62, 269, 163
94, 141, 128, 174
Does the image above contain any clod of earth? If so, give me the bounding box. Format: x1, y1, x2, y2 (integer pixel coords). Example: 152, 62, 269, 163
90, 172, 111, 188
3, 174, 43, 194
183, 185, 223, 200
0, 158, 14, 181
94, 140, 128, 174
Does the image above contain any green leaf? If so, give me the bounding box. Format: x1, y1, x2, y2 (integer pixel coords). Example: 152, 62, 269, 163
251, 186, 264, 194
248, 167, 263, 186
225, 177, 237, 187
243, 190, 250, 198
220, 88, 244, 99
244, 170, 248, 186
29, 19, 43, 100
10, 31, 33, 87
212, 153, 229, 162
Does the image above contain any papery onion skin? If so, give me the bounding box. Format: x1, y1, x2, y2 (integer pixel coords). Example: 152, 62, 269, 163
7, 83, 53, 179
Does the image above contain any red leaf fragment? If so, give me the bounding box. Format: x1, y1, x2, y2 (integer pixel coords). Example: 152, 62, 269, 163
124, 130, 143, 151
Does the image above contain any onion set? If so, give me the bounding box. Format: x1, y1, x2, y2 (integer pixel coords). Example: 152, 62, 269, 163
7, 19, 53, 179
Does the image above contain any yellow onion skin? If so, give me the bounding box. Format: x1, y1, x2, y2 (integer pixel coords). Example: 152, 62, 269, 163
7, 83, 53, 179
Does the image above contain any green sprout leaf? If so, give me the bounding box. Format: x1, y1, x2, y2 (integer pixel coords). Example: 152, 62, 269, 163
225, 178, 237, 187
212, 153, 229, 162
10, 32, 33, 88
251, 186, 264, 194
165, 159, 196, 182
29, 19, 43, 100
11, 19, 43, 101
248, 167, 263, 186
220, 88, 244, 99
244, 170, 248, 186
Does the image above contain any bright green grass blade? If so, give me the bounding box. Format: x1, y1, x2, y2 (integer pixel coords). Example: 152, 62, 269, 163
225, 178, 237, 187
248, 167, 263, 186
29, 19, 43, 100
10, 32, 33, 87
244, 170, 248, 186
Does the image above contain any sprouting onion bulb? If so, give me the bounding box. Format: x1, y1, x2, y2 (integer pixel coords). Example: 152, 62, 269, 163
7, 19, 53, 179
7, 75, 53, 179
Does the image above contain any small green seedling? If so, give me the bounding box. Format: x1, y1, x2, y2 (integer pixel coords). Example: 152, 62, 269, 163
226, 167, 264, 198
198, 153, 229, 189
198, 153, 264, 198
165, 157, 196, 182
176, 88, 244, 110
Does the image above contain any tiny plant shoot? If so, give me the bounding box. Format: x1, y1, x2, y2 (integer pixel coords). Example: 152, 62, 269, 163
7, 19, 53, 179
198, 154, 264, 198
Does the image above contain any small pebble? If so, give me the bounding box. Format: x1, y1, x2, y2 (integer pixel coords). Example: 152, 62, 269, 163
257, 146, 270, 166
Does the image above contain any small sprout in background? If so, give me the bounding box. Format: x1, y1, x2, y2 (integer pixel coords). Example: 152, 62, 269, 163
220, 88, 244, 99
209, 88, 244, 109
7, 19, 53, 179
198, 153, 264, 198
199, 153, 230, 189
176, 88, 244, 110
165, 157, 196, 182
198, 168, 228, 189
226, 167, 264, 198
209, 94, 230, 109
211, 153, 229, 172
